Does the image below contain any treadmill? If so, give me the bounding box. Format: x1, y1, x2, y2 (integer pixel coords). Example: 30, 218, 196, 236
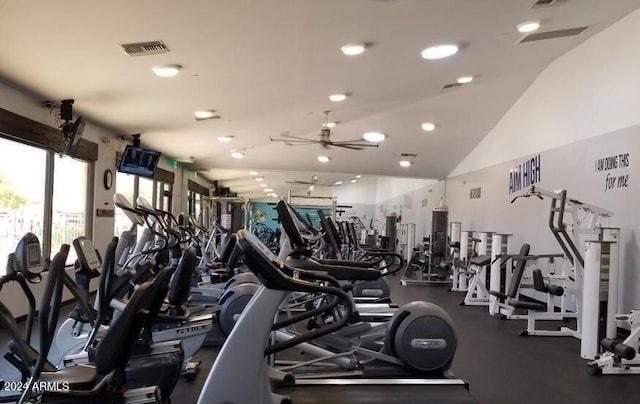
196, 229, 478, 404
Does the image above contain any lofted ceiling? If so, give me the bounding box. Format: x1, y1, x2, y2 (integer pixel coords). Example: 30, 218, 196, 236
0, 0, 639, 199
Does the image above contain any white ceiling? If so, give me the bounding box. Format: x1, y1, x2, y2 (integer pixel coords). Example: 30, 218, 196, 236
1, 0, 639, 198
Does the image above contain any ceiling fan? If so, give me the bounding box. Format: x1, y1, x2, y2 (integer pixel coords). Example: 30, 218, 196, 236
285, 175, 332, 187
270, 111, 379, 150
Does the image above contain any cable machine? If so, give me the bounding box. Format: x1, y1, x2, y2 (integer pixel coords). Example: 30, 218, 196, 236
512, 186, 614, 340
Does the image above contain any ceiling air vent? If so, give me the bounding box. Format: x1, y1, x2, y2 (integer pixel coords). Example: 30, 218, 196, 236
120, 41, 169, 56
442, 82, 463, 90
518, 27, 589, 43
531, 0, 566, 8
400, 153, 417, 158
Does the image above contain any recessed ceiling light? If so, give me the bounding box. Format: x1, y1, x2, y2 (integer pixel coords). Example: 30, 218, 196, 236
341, 43, 366, 56
400, 160, 412, 167
421, 122, 436, 131
255, 177, 264, 182
264, 188, 273, 192
308, 185, 315, 191
421, 45, 458, 60
318, 156, 331, 163
271, 193, 278, 198
326, 122, 337, 128
217, 135, 234, 142
249, 171, 259, 176
334, 181, 343, 185
329, 94, 347, 102
517, 21, 541, 33
152, 64, 182, 77
351, 179, 357, 183
194, 110, 215, 119
230, 151, 244, 159
363, 132, 386, 142
355, 175, 362, 179
456, 76, 473, 84
259, 184, 267, 188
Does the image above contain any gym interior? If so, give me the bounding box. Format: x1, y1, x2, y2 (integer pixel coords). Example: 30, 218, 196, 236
1, 1, 640, 403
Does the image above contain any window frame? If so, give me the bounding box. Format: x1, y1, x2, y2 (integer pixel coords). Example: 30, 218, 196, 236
0, 107, 95, 265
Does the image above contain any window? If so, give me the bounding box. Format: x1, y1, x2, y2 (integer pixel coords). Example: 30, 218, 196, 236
114, 172, 135, 237
0, 138, 47, 274
51, 155, 89, 265
156, 182, 172, 212
0, 136, 92, 274
138, 177, 154, 207
195, 193, 202, 224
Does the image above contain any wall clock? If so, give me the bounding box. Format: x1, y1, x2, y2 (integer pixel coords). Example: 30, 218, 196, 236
103, 169, 113, 190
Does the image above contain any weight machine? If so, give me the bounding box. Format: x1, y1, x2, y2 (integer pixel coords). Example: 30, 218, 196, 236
488, 251, 565, 320
511, 186, 614, 340
588, 310, 640, 375
400, 207, 452, 285
450, 229, 478, 292
461, 231, 494, 306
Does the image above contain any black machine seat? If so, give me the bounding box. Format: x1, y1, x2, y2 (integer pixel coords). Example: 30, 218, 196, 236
219, 233, 237, 264
532, 268, 564, 296
469, 255, 491, 267
489, 243, 531, 299
285, 256, 381, 281
92, 282, 154, 376
508, 299, 547, 311
40, 364, 97, 390
167, 246, 197, 308
507, 266, 563, 312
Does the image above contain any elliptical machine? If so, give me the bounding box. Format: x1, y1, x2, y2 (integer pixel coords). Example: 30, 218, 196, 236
134, 197, 260, 346
0, 234, 164, 403
42, 236, 184, 399
50, 196, 210, 381
198, 230, 464, 404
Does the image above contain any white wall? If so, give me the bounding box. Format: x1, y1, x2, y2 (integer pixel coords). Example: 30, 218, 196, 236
444, 11, 640, 312
375, 177, 437, 204
332, 178, 377, 205
447, 125, 639, 312
451, 8, 640, 177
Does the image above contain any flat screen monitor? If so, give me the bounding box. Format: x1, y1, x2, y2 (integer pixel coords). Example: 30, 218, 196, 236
118, 145, 161, 178
63, 116, 86, 156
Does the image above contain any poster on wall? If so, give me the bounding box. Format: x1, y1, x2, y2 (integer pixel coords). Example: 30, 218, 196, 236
508, 154, 541, 194
594, 153, 630, 191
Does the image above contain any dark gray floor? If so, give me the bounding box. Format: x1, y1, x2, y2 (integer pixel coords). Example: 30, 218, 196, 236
386, 281, 640, 404
2, 281, 640, 403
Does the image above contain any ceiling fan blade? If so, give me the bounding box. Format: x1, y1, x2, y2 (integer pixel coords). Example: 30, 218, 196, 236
280, 133, 318, 141
333, 138, 377, 144
332, 144, 365, 150
285, 142, 316, 147
334, 142, 379, 148
270, 136, 316, 143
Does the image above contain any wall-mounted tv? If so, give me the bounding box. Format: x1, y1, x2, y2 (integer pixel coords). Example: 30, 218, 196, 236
118, 145, 161, 178
63, 116, 86, 156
